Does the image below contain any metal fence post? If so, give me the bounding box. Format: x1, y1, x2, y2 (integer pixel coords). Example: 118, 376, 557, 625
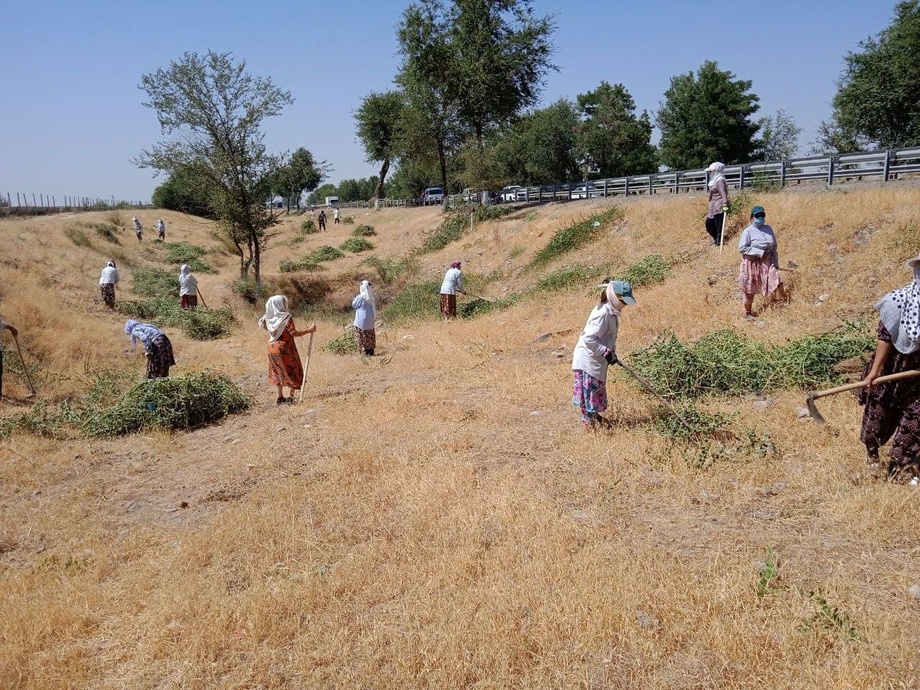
624, 176, 630, 195
648, 175, 653, 195
827, 157, 835, 185
883, 150, 891, 182
674, 171, 679, 194
739, 167, 746, 189
780, 161, 786, 188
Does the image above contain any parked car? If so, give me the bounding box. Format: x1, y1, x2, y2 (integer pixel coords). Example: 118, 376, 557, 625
501, 185, 522, 202
461, 187, 481, 203
570, 185, 603, 199
420, 187, 444, 205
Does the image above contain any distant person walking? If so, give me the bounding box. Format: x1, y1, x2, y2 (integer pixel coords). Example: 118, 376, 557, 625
125, 320, 175, 379
132, 216, 143, 242
99, 260, 119, 309
156, 218, 166, 240
318, 210, 327, 232
178, 265, 198, 310
571, 279, 636, 429
705, 162, 729, 246
857, 254, 920, 485
258, 295, 316, 404
439, 261, 466, 320
352, 279, 377, 356
333, 208, 340, 224
738, 205, 785, 319
0, 316, 19, 399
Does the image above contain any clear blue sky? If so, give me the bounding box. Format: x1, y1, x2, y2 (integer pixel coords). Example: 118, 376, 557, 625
0, 0, 893, 203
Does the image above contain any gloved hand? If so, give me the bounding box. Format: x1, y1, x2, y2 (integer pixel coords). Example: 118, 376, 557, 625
604, 349, 618, 365
722, 206, 729, 212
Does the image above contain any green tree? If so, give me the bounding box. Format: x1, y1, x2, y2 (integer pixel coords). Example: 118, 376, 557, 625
307, 183, 338, 206
575, 81, 657, 178
656, 60, 760, 170
273, 147, 328, 212
491, 99, 579, 185
355, 90, 405, 209
756, 109, 802, 161
809, 116, 869, 155
152, 165, 217, 218
396, 0, 555, 206
136, 51, 293, 295
831, 0, 920, 148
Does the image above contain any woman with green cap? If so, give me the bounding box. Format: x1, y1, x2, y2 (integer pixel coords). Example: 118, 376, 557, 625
571, 278, 637, 429
738, 205, 785, 319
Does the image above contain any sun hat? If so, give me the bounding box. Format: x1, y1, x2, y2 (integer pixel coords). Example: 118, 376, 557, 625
611, 279, 636, 305
751, 205, 765, 216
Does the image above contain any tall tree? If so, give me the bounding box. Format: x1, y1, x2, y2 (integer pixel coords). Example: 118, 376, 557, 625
756, 109, 802, 161
656, 60, 760, 170
809, 115, 869, 155
831, 0, 920, 148
575, 81, 657, 178
136, 51, 293, 296
490, 99, 579, 185
152, 165, 217, 219
396, 0, 555, 206
273, 147, 328, 212
355, 90, 405, 209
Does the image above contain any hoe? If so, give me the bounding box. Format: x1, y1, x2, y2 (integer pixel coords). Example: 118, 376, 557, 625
805, 369, 920, 424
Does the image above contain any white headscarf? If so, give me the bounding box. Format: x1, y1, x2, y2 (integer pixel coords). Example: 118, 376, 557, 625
876, 265, 920, 354
179, 264, 191, 278
360, 280, 376, 312
707, 162, 725, 188
258, 295, 292, 343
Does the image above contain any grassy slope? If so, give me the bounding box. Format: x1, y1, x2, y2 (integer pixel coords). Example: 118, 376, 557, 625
1, 189, 919, 688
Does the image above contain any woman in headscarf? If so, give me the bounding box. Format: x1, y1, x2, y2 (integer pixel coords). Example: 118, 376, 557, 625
178, 265, 198, 310
99, 260, 119, 309
439, 260, 466, 320
258, 295, 316, 404
738, 205, 786, 319
857, 254, 920, 484
124, 320, 176, 379
705, 162, 729, 246
571, 278, 637, 429
352, 279, 377, 356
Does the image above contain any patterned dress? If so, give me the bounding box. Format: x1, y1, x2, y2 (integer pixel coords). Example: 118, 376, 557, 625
267, 319, 303, 389
739, 255, 782, 296
145, 334, 176, 378
100, 283, 116, 309
572, 370, 607, 426
857, 321, 920, 477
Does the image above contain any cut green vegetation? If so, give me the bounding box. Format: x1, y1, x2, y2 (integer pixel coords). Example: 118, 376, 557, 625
530, 207, 621, 267
117, 297, 236, 340
630, 326, 874, 398
339, 237, 374, 253
301, 219, 318, 235
352, 225, 376, 237
132, 267, 180, 298
618, 254, 669, 287
382, 280, 442, 321
159, 241, 213, 272
323, 328, 359, 355
279, 258, 324, 273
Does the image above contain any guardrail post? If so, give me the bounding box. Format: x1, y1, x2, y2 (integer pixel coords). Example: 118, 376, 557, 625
739, 167, 746, 189
883, 150, 891, 182
827, 156, 835, 185
624, 176, 630, 195
674, 171, 679, 194
780, 161, 786, 188
648, 175, 653, 195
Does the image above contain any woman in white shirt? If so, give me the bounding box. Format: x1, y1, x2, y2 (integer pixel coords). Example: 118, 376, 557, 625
738, 204, 786, 319
99, 260, 119, 309
439, 261, 466, 320
352, 279, 377, 355
571, 279, 636, 429
179, 265, 199, 310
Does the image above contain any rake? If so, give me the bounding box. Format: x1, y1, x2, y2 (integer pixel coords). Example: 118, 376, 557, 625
805, 369, 920, 424
12, 333, 37, 398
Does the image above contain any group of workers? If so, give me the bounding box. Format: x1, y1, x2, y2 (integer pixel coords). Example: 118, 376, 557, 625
2, 189, 918, 484
131, 217, 167, 242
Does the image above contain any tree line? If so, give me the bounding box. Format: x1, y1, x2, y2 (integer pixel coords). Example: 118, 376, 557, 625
138, 0, 920, 294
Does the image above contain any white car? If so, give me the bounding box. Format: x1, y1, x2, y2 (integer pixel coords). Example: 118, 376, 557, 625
570, 185, 603, 199
501, 185, 522, 202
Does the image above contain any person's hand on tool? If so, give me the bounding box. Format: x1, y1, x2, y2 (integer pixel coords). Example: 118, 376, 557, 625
722, 206, 729, 213
603, 348, 618, 365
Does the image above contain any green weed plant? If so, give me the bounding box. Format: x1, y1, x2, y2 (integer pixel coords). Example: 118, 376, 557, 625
339, 237, 374, 253
530, 208, 621, 267
117, 297, 236, 340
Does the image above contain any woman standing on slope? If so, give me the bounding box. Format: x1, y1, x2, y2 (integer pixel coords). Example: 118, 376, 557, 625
99, 260, 119, 309
178, 265, 198, 310
857, 254, 920, 484
124, 320, 176, 379
738, 205, 785, 319
439, 261, 467, 320
571, 279, 637, 429
352, 279, 377, 356
259, 295, 316, 404
705, 162, 729, 246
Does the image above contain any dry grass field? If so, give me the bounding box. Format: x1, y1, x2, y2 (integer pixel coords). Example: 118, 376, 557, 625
1, 185, 919, 688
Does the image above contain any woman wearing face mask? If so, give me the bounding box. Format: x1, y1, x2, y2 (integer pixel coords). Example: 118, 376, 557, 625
705, 162, 729, 246
738, 205, 785, 319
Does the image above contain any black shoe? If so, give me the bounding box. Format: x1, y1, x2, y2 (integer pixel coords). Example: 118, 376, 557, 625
285, 396, 295, 404
276, 396, 285, 405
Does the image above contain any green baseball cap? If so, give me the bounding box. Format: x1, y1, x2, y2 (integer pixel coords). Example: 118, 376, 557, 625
751, 205, 766, 216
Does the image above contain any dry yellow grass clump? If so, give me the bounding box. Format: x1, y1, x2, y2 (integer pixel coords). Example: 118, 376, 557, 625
1, 187, 919, 689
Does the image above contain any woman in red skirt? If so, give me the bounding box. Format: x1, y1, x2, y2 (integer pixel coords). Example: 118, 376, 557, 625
258, 295, 316, 404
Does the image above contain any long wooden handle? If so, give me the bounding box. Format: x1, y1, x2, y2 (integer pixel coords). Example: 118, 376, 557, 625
196, 286, 208, 308
808, 369, 920, 400
298, 331, 315, 402
12, 334, 36, 394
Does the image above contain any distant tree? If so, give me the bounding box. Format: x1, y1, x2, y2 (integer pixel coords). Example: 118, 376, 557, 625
273, 147, 328, 212
575, 81, 657, 178
355, 90, 405, 209
831, 0, 920, 148
136, 51, 293, 295
756, 109, 803, 161
337, 179, 362, 202
656, 60, 760, 169
490, 99, 580, 185
152, 165, 217, 218
307, 183, 338, 206
809, 116, 869, 155
396, 0, 555, 206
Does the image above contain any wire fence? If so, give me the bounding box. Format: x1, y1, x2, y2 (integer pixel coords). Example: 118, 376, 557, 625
0, 192, 149, 216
